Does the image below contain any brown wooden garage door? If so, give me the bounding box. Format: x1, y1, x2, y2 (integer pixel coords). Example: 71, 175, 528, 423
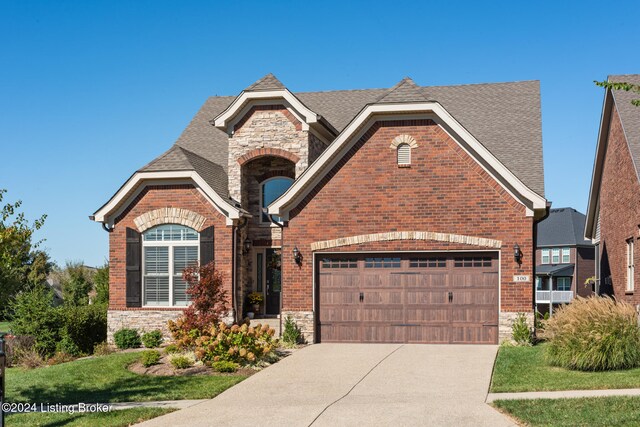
317, 253, 499, 344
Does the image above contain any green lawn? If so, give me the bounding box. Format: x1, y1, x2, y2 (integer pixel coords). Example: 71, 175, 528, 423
0, 320, 11, 332
493, 396, 640, 426
6, 351, 246, 404
491, 344, 640, 392
7, 407, 174, 427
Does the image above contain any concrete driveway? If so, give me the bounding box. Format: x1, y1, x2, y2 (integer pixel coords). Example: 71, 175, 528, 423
138, 344, 515, 427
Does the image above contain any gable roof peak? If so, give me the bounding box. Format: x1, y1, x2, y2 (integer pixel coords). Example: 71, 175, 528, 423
377, 76, 429, 103
245, 73, 286, 91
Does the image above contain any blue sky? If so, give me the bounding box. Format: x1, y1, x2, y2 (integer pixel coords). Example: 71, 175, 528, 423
1, 1, 638, 267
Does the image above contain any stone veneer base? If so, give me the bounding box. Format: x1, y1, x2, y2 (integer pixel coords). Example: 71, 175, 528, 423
107, 309, 184, 344
499, 311, 534, 343
281, 310, 314, 344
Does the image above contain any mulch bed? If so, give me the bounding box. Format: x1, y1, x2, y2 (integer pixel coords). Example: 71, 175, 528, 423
128, 354, 258, 377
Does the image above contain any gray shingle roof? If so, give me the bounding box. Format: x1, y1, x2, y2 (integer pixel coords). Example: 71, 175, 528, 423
137, 77, 546, 201
537, 208, 593, 247
610, 74, 640, 178
536, 264, 575, 276
245, 73, 286, 91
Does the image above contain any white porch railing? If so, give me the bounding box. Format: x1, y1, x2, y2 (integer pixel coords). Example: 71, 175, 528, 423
536, 290, 574, 303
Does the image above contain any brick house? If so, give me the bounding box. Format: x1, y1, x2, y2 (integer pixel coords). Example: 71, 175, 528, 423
585, 74, 640, 301
534, 208, 594, 316
92, 74, 548, 344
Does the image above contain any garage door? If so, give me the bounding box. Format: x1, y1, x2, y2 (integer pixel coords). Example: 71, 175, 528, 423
317, 253, 499, 344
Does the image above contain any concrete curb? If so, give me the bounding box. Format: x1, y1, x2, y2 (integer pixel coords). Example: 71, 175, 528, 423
487, 388, 640, 402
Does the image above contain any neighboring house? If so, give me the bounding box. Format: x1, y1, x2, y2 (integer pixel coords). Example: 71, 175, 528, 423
586, 74, 640, 301
535, 208, 595, 315
91, 74, 548, 344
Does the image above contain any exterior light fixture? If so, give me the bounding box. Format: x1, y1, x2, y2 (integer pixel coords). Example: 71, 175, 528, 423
293, 246, 303, 265
514, 243, 523, 264
243, 238, 252, 254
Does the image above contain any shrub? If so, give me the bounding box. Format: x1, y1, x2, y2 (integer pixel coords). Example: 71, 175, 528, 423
544, 296, 640, 371
47, 352, 75, 365
93, 341, 113, 356
20, 349, 44, 369
141, 330, 163, 348
9, 285, 61, 356
59, 303, 107, 354
4, 335, 36, 367
141, 350, 161, 367
511, 313, 532, 346
534, 310, 549, 335
169, 352, 195, 369
282, 316, 302, 345
212, 360, 239, 373
164, 344, 180, 354
167, 261, 228, 335
192, 321, 276, 365
114, 328, 141, 349
56, 334, 82, 356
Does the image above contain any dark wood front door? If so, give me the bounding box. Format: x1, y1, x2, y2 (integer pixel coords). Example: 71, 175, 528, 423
318, 253, 499, 344
265, 248, 281, 315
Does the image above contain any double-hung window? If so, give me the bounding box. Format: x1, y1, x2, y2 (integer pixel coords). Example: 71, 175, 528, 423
143, 224, 199, 306
561, 247, 570, 263
541, 249, 550, 264
556, 277, 571, 291
627, 238, 635, 292
551, 248, 560, 264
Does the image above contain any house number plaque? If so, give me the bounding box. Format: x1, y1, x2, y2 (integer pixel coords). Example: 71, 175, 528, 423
513, 275, 530, 282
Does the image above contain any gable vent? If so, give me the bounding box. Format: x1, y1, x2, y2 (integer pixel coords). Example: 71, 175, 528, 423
397, 143, 411, 165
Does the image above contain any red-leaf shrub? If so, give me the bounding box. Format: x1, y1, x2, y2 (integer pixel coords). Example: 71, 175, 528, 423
168, 261, 228, 340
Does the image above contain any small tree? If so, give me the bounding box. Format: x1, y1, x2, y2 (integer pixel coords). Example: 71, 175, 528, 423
180, 261, 228, 332
93, 263, 109, 304
58, 261, 93, 306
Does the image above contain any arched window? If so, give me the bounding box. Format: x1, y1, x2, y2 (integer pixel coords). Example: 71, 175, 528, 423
143, 224, 199, 306
397, 143, 411, 165
261, 177, 294, 223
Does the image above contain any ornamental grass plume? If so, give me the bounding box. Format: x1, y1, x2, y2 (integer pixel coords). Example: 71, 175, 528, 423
543, 296, 640, 371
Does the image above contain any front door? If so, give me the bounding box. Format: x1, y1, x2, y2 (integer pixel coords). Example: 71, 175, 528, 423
265, 248, 281, 315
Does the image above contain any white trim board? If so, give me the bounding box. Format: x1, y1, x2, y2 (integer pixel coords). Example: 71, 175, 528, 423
92, 171, 243, 226
268, 102, 547, 218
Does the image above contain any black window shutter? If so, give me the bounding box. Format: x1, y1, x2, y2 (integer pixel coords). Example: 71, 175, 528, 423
125, 227, 142, 307
200, 226, 215, 266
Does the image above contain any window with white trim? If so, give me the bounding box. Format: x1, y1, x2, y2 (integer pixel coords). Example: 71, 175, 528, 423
551, 248, 560, 264
143, 224, 199, 306
397, 143, 411, 165
556, 277, 571, 292
561, 247, 570, 263
627, 238, 635, 292
541, 249, 550, 264
261, 177, 294, 223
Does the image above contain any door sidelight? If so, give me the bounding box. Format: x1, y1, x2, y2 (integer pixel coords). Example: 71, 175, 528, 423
359, 292, 364, 302
448, 291, 453, 303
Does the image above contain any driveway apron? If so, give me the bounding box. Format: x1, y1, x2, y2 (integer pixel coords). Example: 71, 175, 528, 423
137, 344, 514, 427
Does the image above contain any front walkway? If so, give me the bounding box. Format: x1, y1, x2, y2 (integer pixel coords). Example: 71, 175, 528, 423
137, 344, 514, 427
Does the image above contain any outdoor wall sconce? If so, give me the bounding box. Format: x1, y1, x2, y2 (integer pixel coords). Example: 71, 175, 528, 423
243, 238, 252, 254
293, 246, 303, 265
513, 243, 523, 264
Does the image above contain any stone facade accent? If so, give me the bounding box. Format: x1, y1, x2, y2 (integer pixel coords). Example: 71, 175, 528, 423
107, 309, 183, 343
310, 231, 502, 251
281, 310, 314, 343
390, 134, 418, 149
228, 106, 311, 203
499, 311, 534, 343
133, 207, 207, 233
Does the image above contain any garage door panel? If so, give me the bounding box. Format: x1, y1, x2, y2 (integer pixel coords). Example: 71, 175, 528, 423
318, 252, 499, 344
406, 325, 450, 344
362, 307, 404, 322
406, 307, 450, 323
362, 324, 405, 343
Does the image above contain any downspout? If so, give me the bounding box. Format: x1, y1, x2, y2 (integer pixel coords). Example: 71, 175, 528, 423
265, 209, 284, 338
234, 217, 249, 323
533, 203, 552, 329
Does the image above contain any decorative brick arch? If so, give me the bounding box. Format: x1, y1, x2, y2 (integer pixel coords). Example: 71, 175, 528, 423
310, 231, 502, 251
134, 207, 207, 233
237, 148, 301, 166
